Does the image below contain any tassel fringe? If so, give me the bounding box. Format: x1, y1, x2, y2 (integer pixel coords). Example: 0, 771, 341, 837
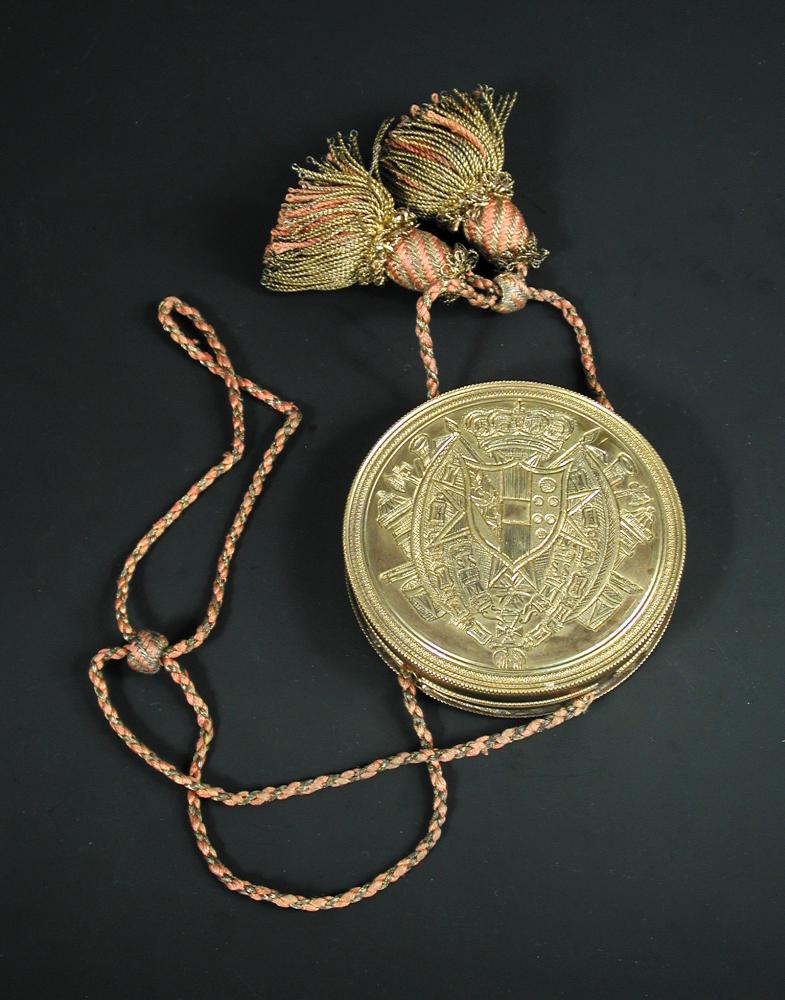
261, 132, 417, 292
380, 85, 548, 270
379, 85, 515, 231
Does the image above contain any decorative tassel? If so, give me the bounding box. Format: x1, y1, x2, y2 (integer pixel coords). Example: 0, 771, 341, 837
261, 132, 418, 291
259, 92, 606, 417
379, 85, 549, 271
261, 131, 488, 296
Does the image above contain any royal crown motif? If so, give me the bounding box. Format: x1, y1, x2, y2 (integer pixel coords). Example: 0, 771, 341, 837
462, 402, 574, 459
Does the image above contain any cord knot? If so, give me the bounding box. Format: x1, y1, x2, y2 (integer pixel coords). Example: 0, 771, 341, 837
126, 630, 169, 674
490, 271, 532, 314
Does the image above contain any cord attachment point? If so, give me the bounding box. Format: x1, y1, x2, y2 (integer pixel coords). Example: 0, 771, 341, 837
490, 271, 531, 314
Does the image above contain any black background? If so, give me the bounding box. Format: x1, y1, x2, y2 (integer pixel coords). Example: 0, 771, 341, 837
2, 2, 784, 997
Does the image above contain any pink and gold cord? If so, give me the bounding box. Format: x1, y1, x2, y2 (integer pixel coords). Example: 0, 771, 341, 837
88, 296, 600, 910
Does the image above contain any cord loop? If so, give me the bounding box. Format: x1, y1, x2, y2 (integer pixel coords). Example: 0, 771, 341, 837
89, 297, 594, 911
412, 267, 613, 411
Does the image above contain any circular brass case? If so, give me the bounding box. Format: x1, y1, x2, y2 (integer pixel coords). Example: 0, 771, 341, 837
344, 382, 685, 716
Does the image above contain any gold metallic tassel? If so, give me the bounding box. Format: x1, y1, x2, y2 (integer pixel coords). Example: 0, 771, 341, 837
379, 86, 548, 270
261, 132, 418, 292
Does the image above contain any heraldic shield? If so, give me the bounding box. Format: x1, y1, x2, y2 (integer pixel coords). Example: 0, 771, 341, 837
460, 457, 572, 571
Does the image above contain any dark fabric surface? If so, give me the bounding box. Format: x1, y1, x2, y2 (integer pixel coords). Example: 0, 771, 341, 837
1, 1, 783, 997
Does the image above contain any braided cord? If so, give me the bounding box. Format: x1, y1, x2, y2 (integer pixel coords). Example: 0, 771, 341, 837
522, 285, 613, 411
415, 274, 502, 399
89, 296, 594, 911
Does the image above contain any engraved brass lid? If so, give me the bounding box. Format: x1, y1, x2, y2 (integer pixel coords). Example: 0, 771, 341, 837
343, 382, 685, 716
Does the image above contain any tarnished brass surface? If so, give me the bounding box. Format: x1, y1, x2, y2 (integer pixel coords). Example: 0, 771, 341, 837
344, 382, 685, 716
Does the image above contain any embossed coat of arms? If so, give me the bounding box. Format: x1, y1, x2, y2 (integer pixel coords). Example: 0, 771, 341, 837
375, 401, 656, 670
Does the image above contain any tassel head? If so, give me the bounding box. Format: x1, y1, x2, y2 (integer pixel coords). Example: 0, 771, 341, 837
463, 197, 549, 271
385, 231, 478, 297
